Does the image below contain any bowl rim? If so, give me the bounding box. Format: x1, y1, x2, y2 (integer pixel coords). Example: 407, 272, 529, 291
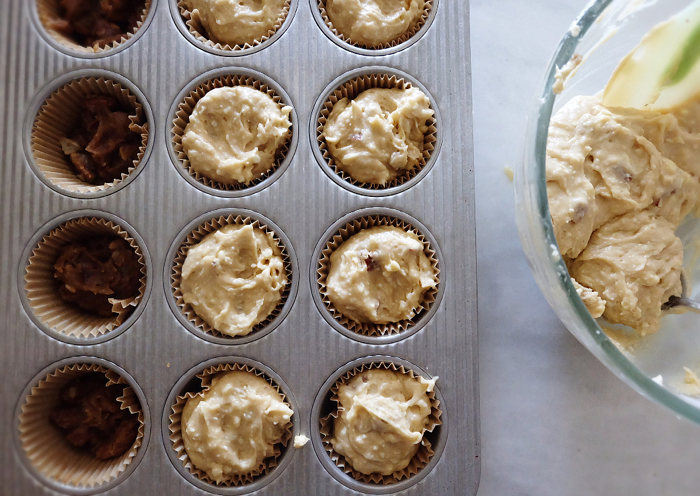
515, 0, 700, 425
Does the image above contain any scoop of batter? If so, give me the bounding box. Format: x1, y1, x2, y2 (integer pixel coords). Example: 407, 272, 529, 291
182, 370, 293, 481
182, 86, 291, 185
181, 224, 286, 336
326, 0, 425, 46
571, 211, 683, 336
326, 226, 437, 324
186, 0, 286, 46
324, 87, 433, 185
546, 94, 700, 334
331, 369, 435, 475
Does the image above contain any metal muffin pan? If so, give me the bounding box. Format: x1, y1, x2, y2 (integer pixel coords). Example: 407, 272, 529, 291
0, 0, 478, 494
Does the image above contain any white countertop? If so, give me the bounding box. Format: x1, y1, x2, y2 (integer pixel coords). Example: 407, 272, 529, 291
472, 0, 700, 494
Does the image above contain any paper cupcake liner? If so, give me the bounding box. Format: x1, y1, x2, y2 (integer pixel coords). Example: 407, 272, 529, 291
36, 0, 152, 54
317, 214, 440, 336
317, 0, 433, 50
30, 76, 149, 194
177, 0, 291, 52
24, 217, 147, 339
170, 214, 292, 338
316, 73, 438, 190
319, 361, 442, 485
18, 363, 145, 488
168, 363, 294, 486
172, 75, 293, 191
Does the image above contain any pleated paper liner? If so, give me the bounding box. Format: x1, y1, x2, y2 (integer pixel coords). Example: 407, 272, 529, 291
168, 363, 294, 487
172, 74, 293, 191
30, 76, 149, 194
177, 0, 291, 52
317, 214, 440, 337
24, 217, 147, 339
319, 361, 442, 485
317, 0, 433, 50
36, 0, 152, 55
170, 214, 292, 339
18, 363, 145, 488
316, 73, 437, 190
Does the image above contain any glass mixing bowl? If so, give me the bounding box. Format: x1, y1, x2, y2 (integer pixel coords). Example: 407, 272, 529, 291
516, 0, 700, 424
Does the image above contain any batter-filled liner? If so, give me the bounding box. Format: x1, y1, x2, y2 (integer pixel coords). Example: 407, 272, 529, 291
170, 214, 292, 339
177, 0, 292, 52
318, 361, 442, 484
172, 74, 293, 192
24, 217, 147, 339
316, 73, 437, 190
18, 363, 145, 488
168, 362, 293, 486
30, 76, 149, 195
317, 0, 433, 50
317, 214, 439, 336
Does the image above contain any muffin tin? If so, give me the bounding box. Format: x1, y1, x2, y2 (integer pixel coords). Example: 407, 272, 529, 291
1, 0, 478, 494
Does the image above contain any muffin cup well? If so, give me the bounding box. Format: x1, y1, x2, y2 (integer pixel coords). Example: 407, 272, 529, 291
316, 213, 440, 337
30, 76, 149, 195
318, 361, 442, 485
24, 216, 147, 340
315, 72, 438, 191
167, 362, 294, 487
177, 0, 292, 53
35, 0, 152, 56
170, 213, 292, 340
317, 0, 433, 51
18, 362, 145, 489
171, 73, 293, 192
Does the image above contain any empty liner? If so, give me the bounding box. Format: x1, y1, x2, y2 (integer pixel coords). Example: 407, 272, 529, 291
170, 214, 292, 339
177, 0, 291, 52
168, 362, 293, 486
36, 0, 152, 55
316, 73, 437, 190
30, 76, 149, 195
317, 214, 440, 336
24, 217, 147, 339
319, 361, 442, 485
18, 363, 145, 488
172, 74, 293, 191
317, 0, 433, 50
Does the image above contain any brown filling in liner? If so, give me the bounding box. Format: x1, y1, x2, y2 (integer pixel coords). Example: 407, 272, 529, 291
18, 363, 145, 488
172, 75, 292, 191
177, 0, 291, 52
319, 361, 442, 485
36, 0, 152, 54
168, 363, 293, 486
170, 214, 291, 338
317, 0, 433, 50
24, 217, 147, 339
31, 76, 149, 194
316, 73, 437, 190
317, 214, 439, 336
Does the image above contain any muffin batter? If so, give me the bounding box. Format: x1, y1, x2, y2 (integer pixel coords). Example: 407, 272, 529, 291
185, 0, 286, 46
324, 87, 433, 185
182, 86, 291, 185
547, 94, 700, 334
325, 0, 425, 46
181, 224, 287, 336
181, 370, 293, 482
326, 226, 436, 324
331, 369, 435, 475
